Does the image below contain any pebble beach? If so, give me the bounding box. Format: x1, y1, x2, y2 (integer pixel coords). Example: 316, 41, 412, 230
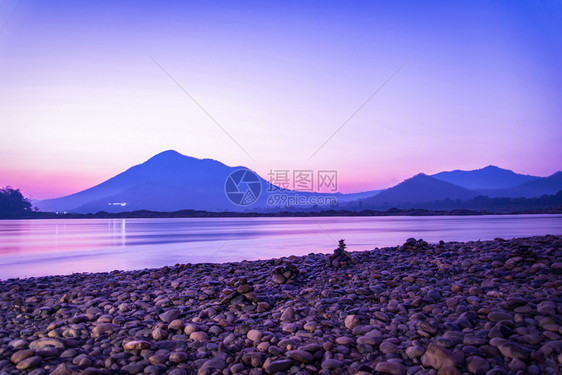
0, 235, 561, 375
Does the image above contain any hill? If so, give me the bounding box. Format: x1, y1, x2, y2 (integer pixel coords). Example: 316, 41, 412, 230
350, 174, 476, 209
432, 165, 539, 190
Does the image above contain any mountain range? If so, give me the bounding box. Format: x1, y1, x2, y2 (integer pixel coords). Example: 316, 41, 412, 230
35, 150, 562, 213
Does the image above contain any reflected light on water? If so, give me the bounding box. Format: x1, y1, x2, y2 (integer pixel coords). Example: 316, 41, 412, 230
0, 215, 560, 279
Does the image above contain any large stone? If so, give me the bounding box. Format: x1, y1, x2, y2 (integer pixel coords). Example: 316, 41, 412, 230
498, 341, 531, 360
537, 301, 557, 316
487, 311, 513, 322
49, 363, 72, 375
123, 340, 151, 350
198, 357, 227, 375
406, 345, 425, 359
247, 329, 263, 343
16, 356, 42, 370
466, 356, 490, 375
422, 343, 456, 370
287, 350, 314, 363
29, 338, 65, 351
10, 349, 35, 364
264, 359, 293, 374
121, 363, 144, 374
344, 314, 360, 329
168, 319, 185, 331
169, 352, 188, 363
272, 273, 286, 284
322, 359, 343, 369
91, 323, 120, 338
159, 309, 181, 323
374, 362, 406, 375
280, 307, 295, 321
190, 331, 209, 342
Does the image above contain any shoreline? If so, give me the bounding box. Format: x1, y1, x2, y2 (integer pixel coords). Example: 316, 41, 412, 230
0, 235, 561, 374
2, 206, 562, 220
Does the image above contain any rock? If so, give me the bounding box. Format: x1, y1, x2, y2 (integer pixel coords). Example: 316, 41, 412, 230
152, 327, 167, 340
190, 331, 209, 342
406, 345, 425, 359
321, 359, 343, 369
374, 362, 406, 375
487, 311, 512, 322
184, 323, 199, 335
380, 341, 397, 354
159, 308, 181, 323
507, 358, 526, 371
9, 339, 28, 350
123, 340, 151, 350
49, 363, 72, 375
286, 350, 314, 363
168, 319, 184, 331
16, 356, 42, 370
91, 323, 120, 338
247, 329, 263, 343
498, 341, 531, 360
0, 235, 560, 375
271, 273, 286, 284
466, 356, 490, 374
335, 336, 355, 345
10, 349, 35, 364
422, 343, 457, 370
437, 366, 461, 375
344, 314, 359, 329
169, 352, 188, 363
280, 306, 295, 321
537, 301, 556, 315
264, 359, 293, 374
121, 362, 144, 374
271, 263, 300, 284
198, 357, 227, 375
329, 240, 358, 267
29, 338, 65, 351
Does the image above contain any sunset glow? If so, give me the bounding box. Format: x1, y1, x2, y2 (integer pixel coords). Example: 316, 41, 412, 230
1, 1, 561, 199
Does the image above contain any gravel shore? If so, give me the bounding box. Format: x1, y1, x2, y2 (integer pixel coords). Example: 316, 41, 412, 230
0, 235, 561, 375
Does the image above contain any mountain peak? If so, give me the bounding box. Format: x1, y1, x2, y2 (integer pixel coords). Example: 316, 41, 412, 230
432, 166, 539, 190
482, 165, 500, 170
149, 150, 188, 161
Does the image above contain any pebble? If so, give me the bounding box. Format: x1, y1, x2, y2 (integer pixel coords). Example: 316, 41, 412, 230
286, 349, 313, 363
264, 359, 293, 374
123, 340, 151, 350
10, 349, 35, 364
0, 235, 558, 375
375, 361, 406, 375
15, 356, 42, 370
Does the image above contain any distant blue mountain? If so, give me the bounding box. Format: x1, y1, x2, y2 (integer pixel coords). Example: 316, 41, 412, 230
35, 152, 559, 213
432, 165, 539, 190
478, 171, 562, 198
351, 173, 476, 209
36, 150, 354, 213
37, 150, 248, 213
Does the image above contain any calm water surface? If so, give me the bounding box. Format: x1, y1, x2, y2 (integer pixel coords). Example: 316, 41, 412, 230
0, 215, 560, 279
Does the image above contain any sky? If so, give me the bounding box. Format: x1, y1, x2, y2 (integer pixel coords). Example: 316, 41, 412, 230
0, 1, 561, 199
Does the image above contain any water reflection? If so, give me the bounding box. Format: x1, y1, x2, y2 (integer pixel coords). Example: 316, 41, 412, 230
0, 215, 560, 279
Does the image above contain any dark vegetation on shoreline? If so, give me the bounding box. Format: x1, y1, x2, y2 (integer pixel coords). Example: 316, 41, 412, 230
4, 206, 562, 220
2, 186, 562, 219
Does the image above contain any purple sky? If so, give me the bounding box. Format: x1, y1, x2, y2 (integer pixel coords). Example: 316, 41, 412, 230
1, 1, 561, 199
